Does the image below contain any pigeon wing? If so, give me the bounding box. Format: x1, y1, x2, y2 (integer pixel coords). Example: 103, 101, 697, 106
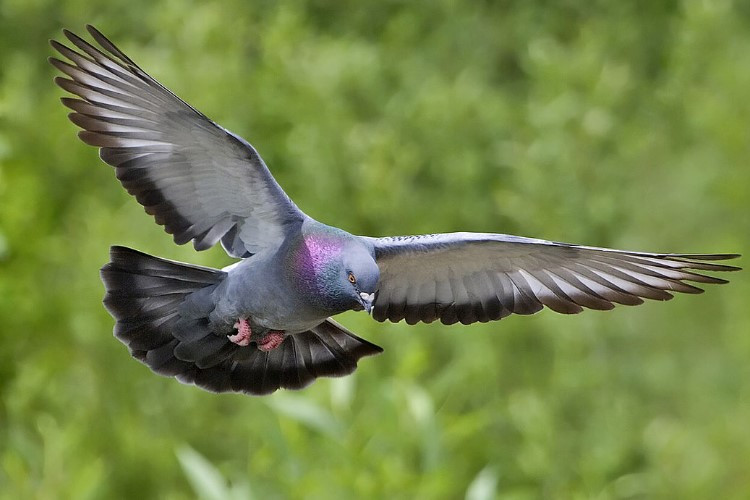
50, 25, 304, 257
365, 233, 740, 325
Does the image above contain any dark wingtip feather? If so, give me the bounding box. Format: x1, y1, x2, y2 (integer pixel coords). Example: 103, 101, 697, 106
668, 282, 705, 294
86, 24, 137, 66
49, 39, 69, 55
53, 75, 71, 89
86, 24, 107, 42
674, 253, 741, 260
63, 28, 90, 49
663, 254, 742, 271
60, 97, 85, 110
62, 29, 89, 52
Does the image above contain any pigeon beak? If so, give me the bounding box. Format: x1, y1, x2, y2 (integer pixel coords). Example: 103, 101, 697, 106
359, 292, 375, 315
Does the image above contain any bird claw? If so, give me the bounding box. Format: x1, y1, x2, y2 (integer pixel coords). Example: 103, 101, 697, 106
257, 330, 286, 352
228, 319, 285, 351
228, 317, 252, 346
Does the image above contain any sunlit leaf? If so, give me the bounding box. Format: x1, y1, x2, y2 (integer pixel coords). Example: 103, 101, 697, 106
175, 445, 229, 500
265, 394, 341, 437
465, 466, 498, 500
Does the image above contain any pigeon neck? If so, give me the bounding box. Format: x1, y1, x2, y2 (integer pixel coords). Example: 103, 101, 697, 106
285, 226, 355, 313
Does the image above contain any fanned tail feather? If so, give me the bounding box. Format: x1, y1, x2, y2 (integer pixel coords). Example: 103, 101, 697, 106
183, 319, 384, 395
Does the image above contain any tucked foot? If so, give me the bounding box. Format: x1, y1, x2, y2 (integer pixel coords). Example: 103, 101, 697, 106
228, 317, 252, 347
257, 330, 286, 352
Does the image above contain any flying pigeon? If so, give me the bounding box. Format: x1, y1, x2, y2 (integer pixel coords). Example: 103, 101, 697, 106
50, 26, 740, 395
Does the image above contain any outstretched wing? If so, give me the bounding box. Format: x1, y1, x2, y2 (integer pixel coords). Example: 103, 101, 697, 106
50, 25, 304, 257
365, 233, 740, 325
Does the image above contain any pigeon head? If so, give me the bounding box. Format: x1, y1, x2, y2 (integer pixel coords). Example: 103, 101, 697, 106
341, 243, 379, 313
289, 226, 379, 314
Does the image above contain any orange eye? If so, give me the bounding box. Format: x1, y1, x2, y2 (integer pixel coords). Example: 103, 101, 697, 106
348, 273, 357, 284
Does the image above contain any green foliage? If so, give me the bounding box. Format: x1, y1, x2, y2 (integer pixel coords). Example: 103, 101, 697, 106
1, 1, 749, 498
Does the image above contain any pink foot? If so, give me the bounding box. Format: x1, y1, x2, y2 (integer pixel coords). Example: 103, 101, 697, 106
257, 330, 286, 352
228, 317, 252, 347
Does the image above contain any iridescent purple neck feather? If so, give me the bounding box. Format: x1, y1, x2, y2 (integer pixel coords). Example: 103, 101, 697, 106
284, 224, 379, 314
287, 228, 352, 310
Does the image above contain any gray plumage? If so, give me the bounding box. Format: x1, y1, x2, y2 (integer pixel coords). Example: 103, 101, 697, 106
367, 233, 737, 325
102, 246, 380, 395
51, 26, 740, 395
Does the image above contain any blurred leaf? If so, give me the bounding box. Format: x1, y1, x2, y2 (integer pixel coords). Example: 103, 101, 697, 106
330, 375, 354, 414
401, 381, 441, 471
176, 445, 230, 500
265, 394, 341, 437
466, 466, 499, 500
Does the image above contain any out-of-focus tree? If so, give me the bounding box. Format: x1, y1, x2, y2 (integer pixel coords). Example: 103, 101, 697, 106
0, 1, 748, 498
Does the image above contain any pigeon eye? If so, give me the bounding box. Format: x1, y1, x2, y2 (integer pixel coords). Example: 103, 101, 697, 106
348, 273, 357, 284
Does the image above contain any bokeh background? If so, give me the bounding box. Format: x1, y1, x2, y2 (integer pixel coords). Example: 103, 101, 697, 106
1, 1, 749, 498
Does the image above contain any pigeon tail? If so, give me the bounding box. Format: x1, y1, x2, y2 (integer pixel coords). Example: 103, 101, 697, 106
100, 246, 383, 395
209, 319, 384, 395
100, 245, 227, 375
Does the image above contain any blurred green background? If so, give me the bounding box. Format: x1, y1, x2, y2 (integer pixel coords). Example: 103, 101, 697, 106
1, 0, 749, 498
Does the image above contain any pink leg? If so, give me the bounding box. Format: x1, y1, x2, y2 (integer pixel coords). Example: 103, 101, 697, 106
228, 317, 252, 347
257, 330, 286, 352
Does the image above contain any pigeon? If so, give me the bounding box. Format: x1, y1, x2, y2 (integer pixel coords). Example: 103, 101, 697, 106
50, 26, 740, 395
